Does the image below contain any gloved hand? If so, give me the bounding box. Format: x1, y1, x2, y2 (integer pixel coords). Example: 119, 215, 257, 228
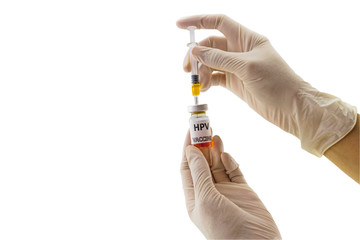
181, 131, 281, 239
177, 14, 357, 157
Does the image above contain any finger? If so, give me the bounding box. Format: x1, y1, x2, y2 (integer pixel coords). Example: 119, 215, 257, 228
203, 72, 227, 92
211, 72, 226, 88
181, 131, 195, 212
198, 35, 227, 51
196, 36, 227, 90
183, 36, 227, 73
176, 14, 239, 42
185, 145, 215, 200
192, 46, 244, 73
183, 130, 191, 149
198, 64, 212, 92
183, 49, 191, 72
210, 136, 230, 183
221, 152, 247, 184
198, 67, 226, 93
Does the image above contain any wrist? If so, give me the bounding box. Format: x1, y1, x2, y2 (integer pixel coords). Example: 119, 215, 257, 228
295, 85, 357, 156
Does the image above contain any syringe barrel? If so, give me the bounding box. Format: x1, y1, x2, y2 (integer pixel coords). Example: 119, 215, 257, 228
187, 26, 198, 76
190, 51, 198, 76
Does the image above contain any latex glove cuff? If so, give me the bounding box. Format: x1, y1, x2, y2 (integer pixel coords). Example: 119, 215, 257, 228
295, 86, 357, 157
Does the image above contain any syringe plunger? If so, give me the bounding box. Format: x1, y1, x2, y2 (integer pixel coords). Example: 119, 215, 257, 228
188, 26, 196, 43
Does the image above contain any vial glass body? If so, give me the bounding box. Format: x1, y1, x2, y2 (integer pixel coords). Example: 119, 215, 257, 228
189, 112, 213, 148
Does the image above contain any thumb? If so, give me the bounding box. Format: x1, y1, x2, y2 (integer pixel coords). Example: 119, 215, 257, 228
221, 152, 246, 184
185, 145, 215, 200
192, 46, 244, 73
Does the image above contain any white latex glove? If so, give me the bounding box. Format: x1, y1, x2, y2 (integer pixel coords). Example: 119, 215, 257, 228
177, 14, 357, 157
181, 131, 281, 239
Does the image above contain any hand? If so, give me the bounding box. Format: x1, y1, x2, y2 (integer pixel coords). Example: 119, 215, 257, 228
177, 14, 357, 157
181, 131, 281, 239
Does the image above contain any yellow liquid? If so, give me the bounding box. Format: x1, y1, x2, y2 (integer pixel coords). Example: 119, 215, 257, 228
192, 83, 200, 96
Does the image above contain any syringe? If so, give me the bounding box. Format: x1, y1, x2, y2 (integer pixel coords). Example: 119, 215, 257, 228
187, 26, 200, 105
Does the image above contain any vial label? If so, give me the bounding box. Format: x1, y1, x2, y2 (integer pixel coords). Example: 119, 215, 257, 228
189, 118, 212, 145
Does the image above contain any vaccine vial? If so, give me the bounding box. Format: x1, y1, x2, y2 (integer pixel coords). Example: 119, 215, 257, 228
188, 104, 213, 148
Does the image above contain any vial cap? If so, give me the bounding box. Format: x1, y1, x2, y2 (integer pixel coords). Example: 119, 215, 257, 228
188, 104, 208, 113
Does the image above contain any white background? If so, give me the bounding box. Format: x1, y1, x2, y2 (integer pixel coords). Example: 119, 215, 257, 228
1, 0, 359, 239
